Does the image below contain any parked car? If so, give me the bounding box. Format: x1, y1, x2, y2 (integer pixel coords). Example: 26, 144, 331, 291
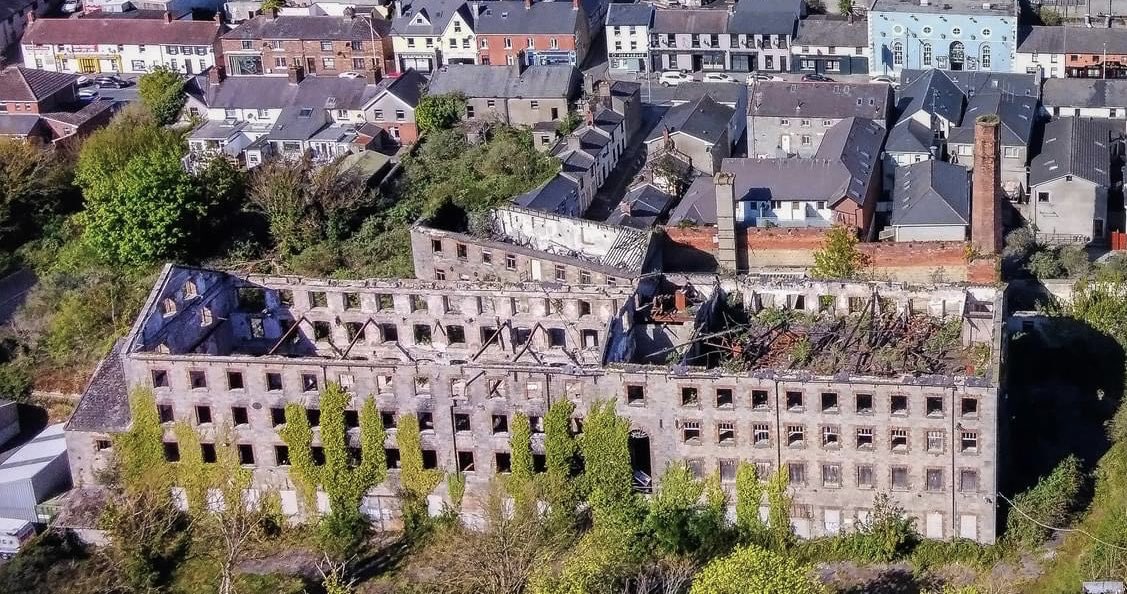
659, 71, 692, 86
747, 73, 782, 83
77, 87, 98, 100
702, 73, 736, 83
94, 75, 130, 88
338, 71, 363, 79
0, 518, 34, 559
801, 73, 834, 82
61, 0, 81, 12
75, 75, 93, 87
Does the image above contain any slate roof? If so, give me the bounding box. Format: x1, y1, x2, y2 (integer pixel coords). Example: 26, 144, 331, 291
653, 8, 728, 34
392, 0, 473, 36
662, 81, 746, 106
0, 67, 76, 102
948, 91, 1036, 147
223, 14, 391, 40
605, 3, 653, 27
606, 183, 675, 229
1042, 78, 1127, 109
885, 118, 937, 153
793, 15, 867, 48
269, 106, 331, 141
891, 159, 970, 227
22, 16, 223, 45
205, 75, 377, 109
1030, 117, 1112, 187
666, 174, 717, 225
645, 93, 733, 145
749, 81, 890, 120
871, 0, 1013, 16
0, 115, 42, 137
727, 0, 800, 35
514, 175, 582, 215
428, 63, 576, 99
66, 339, 131, 433
1018, 25, 1127, 55
379, 69, 427, 106
475, 1, 581, 34
895, 68, 965, 125
722, 117, 884, 207
900, 68, 1040, 99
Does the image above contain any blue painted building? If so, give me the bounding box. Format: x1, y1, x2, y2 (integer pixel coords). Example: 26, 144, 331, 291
869, 0, 1018, 77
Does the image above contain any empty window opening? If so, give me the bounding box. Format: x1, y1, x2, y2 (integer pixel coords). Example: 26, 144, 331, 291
891, 428, 909, 451
787, 424, 805, 446
196, 405, 212, 425
310, 292, 328, 308
856, 393, 873, 413
891, 395, 908, 415
718, 421, 736, 444
627, 385, 645, 405
232, 406, 249, 426
496, 452, 512, 473
716, 388, 734, 408
454, 413, 471, 432
961, 397, 979, 417
418, 412, 434, 431
422, 449, 438, 469
681, 387, 699, 406
151, 369, 169, 388
311, 446, 326, 466
822, 425, 840, 447
189, 370, 207, 389
381, 411, 397, 429
266, 372, 283, 391
786, 391, 804, 411
457, 451, 475, 472
682, 420, 701, 443
344, 410, 359, 429
547, 328, 566, 347
158, 404, 174, 424
492, 414, 509, 434
163, 442, 180, 462
227, 371, 244, 390
753, 423, 770, 445
447, 324, 466, 344
344, 292, 360, 310
313, 321, 331, 341
752, 389, 770, 410
301, 373, 318, 392
274, 445, 290, 465
927, 430, 944, 452
385, 448, 401, 468
238, 444, 255, 465
856, 427, 874, 449
306, 408, 321, 427
961, 431, 978, 452
270, 407, 286, 427
821, 392, 838, 412
414, 324, 432, 344
201, 443, 217, 463
926, 396, 944, 417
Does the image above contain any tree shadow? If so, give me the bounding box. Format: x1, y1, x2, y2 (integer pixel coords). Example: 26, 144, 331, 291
837, 568, 942, 594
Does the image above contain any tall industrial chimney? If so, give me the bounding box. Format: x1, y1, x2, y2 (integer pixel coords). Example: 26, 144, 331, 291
715, 171, 737, 271
971, 115, 1002, 255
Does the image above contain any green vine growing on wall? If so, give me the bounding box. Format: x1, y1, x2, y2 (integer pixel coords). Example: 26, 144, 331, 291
447, 472, 466, 512
279, 402, 318, 512
543, 399, 580, 532
735, 461, 765, 537
116, 387, 170, 493
766, 467, 793, 550
508, 412, 535, 511
397, 414, 442, 500
173, 421, 213, 510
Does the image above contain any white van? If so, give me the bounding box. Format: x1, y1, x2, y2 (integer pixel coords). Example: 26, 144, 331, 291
0, 518, 35, 558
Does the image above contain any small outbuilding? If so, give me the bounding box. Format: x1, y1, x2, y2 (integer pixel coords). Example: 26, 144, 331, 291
0, 423, 70, 523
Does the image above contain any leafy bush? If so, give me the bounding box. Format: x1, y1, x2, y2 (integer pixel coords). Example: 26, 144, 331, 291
1004, 455, 1085, 549
137, 66, 187, 125
689, 545, 825, 594
0, 363, 31, 402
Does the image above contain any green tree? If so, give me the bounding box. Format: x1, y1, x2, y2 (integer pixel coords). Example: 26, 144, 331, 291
556, 110, 582, 135
0, 138, 73, 252
811, 224, 868, 280
260, 0, 284, 11
1005, 455, 1084, 549
644, 463, 729, 560
415, 92, 467, 134
843, 493, 917, 563
137, 66, 186, 125
837, 0, 852, 14
689, 545, 825, 594
76, 113, 205, 266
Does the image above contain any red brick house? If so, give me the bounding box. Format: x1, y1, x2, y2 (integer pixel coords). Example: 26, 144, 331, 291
0, 67, 116, 143
474, 0, 589, 67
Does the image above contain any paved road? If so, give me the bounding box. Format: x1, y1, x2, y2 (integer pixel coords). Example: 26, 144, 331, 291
0, 268, 36, 326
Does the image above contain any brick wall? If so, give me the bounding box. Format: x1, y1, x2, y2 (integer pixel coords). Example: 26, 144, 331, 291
663, 226, 1000, 283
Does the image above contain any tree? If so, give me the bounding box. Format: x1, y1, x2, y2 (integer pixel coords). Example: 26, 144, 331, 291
260, 0, 284, 11
247, 157, 370, 256
99, 488, 193, 594
557, 110, 583, 135
1005, 455, 1084, 549
0, 138, 73, 251
76, 112, 205, 266
810, 224, 868, 280
415, 484, 565, 594
837, 0, 853, 14
137, 66, 187, 126
688, 545, 825, 594
415, 92, 466, 134
644, 464, 729, 561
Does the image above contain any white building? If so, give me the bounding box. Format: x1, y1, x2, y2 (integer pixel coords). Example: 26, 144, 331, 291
605, 3, 652, 73
20, 14, 223, 75
389, 0, 477, 72
0, 424, 70, 523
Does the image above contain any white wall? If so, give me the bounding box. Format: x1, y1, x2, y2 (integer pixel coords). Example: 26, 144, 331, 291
22, 42, 217, 74
1014, 51, 1063, 78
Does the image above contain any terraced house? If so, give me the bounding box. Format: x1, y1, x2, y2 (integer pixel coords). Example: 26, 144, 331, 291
474, 0, 589, 67
389, 0, 477, 72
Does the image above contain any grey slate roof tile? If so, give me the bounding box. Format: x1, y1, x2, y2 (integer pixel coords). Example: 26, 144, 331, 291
66, 339, 131, 433
749, 81, 891, 120
1030, 116, 1112, 187
891, 159, 970, 227
427, 63, 576, 99
646, 93, 733, 144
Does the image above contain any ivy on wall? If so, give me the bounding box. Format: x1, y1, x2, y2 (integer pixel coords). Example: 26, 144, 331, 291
173, 421, 213, 510
543, 399, 580, 532
396, 413, 442, 501
508, 412, 535, 511
766, 468, 793, 550
279, 401, 318, 511
116, 388, 170, 493
735, 461, 765, 537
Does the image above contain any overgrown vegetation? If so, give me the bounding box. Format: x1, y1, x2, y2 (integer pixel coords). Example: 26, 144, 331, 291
811, 224, 869, 280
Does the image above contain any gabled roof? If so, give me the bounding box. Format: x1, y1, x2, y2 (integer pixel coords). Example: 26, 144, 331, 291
645, 93, 733, 145
885, 118, 937, 154
895, 68, 965, 124
948, 91, 1036, 147
653, 8, 728, 34
1018, 25, 1127, 55
392, 0, 473, 36
606, 3, 653, 27
0, 67, 76, 102
727, 0, 801, 35
205, 75, 378, 110
514, 175, 582, 215
428, 63, 576, 99
475, 1, 581, 35
666, 174, 717, 225
900, 68, 1040, 99
366, 69, 428, 108
223, 14, 391, 41
22, 16, 223, 46
1030, 117, 1112, 187
793, 15, 866, 48
606, 183, 675, 229
891, 159, 970, 227
749, 81, 890, 120
722, 117, 884, 207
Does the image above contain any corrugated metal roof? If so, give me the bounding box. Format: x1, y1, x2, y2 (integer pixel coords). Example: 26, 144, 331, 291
0, 424, 66, 483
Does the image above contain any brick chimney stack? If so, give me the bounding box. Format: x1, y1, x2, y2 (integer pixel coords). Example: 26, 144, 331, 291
715, 170, 737, 271
971, 114, 1002, 255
